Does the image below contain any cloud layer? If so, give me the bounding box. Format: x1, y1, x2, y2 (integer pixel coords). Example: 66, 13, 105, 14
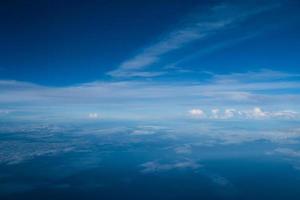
189, 107, 298, 120
0, 69, 299, 121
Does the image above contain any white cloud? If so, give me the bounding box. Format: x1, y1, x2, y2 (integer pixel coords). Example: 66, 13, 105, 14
224, 108, 236, 119
189, 107, 298, 120
88, 113, 99, 119
246, 107, 268, 119
189, 109, 205, 118
272, 110, 298, 119
211, 109, 220, 119
210, 108, 238, 119
245, 107, 298, 119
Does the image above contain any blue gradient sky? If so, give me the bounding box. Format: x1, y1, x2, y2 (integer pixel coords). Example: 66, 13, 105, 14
0, 0, 300, 121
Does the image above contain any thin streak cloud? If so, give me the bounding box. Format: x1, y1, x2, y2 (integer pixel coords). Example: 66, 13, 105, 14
108, 2, 280, 77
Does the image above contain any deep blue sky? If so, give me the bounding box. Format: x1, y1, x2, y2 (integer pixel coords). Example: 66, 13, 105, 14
0, 0, 300, 86
0, 0, 203, 85
0, 0, 300, 121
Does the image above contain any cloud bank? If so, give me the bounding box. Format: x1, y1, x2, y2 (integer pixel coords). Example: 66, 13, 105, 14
189, 107, 298, 120
0, 69, 299, 121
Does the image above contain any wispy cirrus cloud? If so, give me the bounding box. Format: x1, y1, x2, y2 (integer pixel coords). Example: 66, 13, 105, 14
273, 148, 300, 158
108, 2, 280, 78
211, 69, 300, 83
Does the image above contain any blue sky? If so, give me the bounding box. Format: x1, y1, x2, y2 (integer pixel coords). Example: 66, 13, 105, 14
0, 0, 300, 121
